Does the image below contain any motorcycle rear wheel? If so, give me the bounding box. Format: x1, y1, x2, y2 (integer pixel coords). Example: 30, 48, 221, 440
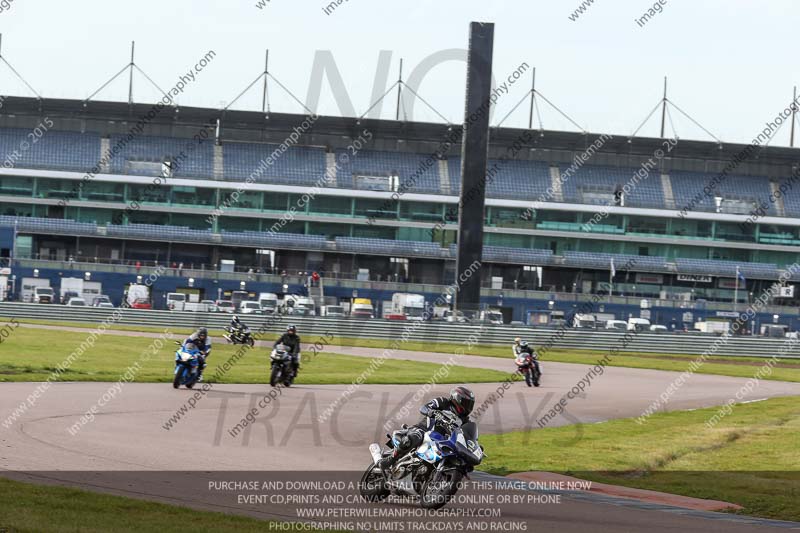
358, 461, 390, 503
248, 337, 255, 347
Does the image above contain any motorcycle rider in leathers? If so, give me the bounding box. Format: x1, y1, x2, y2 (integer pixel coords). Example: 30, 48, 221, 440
379, 386, 475, 474
273, 325, 301, 377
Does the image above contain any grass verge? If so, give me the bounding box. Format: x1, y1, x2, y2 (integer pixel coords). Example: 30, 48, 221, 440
479, 395, 800, 522
0, 476, 345, 532
7, 317, 800, 382
0, 327, 508, 385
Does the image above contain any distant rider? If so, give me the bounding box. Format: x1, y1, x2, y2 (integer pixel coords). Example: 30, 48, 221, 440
274, 325, 301, 377
183, 327, 212, 381
230, 314, 249, 335
513, 337, 540, 387
379, 387, 475, 474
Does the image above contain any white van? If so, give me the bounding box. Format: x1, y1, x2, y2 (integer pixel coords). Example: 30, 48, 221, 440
240, 301, 263, 314
627, 318, 651, 332
166, 293, 187, 311
605, 320, 628, 331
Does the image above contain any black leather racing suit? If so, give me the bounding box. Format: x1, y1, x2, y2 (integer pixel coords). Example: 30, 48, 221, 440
230, 317, 248, 337
514, 344, 541, 375
184, 332, 212, 378
274, 332, 301, 373
383, 396, 470, 466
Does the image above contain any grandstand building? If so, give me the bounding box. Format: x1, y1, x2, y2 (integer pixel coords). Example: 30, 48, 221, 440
1, 95, 799, 328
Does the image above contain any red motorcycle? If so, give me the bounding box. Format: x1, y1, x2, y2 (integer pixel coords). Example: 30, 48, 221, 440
515, 353, 541, 387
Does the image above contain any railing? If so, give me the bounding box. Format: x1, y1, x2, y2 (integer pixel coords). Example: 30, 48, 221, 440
7, 258, 800, 315
0, 302, 798, 359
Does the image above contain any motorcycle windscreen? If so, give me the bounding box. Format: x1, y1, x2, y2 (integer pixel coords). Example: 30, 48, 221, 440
461, 421, 478, 441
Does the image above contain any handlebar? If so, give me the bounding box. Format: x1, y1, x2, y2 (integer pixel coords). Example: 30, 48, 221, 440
432, 410, 461, 428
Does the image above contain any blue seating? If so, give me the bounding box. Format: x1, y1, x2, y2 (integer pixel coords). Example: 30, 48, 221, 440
675, 258, 779, 279
482, 245, 554, 265
338, 149, 442, 193
448, 157, 551, 200
336, 237, 445, 258
0, 129, 100, 172
223, 142, 327, 185
221, 231, 328, 251
563, 251, 669, 272
109, 135, 214, 179
105, 223, 213, 243
0, 215, 97, 236
560, 165, 665, 208
670, 171, 775, 215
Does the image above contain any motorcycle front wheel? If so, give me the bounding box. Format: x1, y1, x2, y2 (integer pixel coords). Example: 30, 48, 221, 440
269, 365, 281, 387
172, 367, 182, 389
420, 469, 462, 510
358, 461, 390, 503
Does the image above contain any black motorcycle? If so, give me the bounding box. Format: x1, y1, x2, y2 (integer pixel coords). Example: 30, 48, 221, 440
223, 325, 255, 346
269, 343, 295, 387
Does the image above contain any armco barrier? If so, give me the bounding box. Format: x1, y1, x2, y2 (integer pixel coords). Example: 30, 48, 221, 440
0, 302, 798, 359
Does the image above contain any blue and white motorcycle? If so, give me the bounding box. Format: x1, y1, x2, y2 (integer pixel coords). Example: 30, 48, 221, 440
173, 345, 201, 389
360, 410, 485, 509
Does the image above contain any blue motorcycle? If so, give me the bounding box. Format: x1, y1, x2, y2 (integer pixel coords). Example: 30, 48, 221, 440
173, 346, 200, 389
360, 410, 485, 510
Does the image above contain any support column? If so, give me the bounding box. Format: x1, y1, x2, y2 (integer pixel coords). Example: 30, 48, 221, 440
455, 21, 494, 317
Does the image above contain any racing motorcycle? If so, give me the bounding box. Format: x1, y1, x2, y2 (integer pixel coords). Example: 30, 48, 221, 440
269, 343, 295, 387
360, 410, 485, 510
223, 325, 255, 346
173, 345, 201, 389
516, 352, 541, 387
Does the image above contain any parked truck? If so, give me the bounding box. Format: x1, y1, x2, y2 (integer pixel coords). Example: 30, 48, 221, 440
695, 320, 730, 335
320, 304, 346, 317
21, 278, 53, 303
479, 309, 504, 325
572, 313, 597, 329
283, 294, 316, 316
258, 292, 279, 314
350, 298, 374, 319
125, 283, 150, 308
166, 292, 187, 311
627, 318, 651, 332
390, 293, 425, 321
60, 277, 102, 305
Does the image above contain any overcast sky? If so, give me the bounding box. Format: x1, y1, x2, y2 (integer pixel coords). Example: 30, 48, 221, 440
1, 0, 799, 145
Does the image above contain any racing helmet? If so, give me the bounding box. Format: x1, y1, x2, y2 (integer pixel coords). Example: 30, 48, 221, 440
287, 325, 297, 334
232, 315, 239, 321
519, 341, 529, 348
197, 327, 208, 339
449, 386, 475, 416
514, 337, 522, 345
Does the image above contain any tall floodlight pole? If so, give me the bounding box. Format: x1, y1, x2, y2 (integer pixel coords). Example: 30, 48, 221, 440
268, 50, 269, 113
128, 41, 135, 105
791, 86, 797, 148
528, 67, 536, 129
395, 59, 403, 121
455, 22, 494, 317
659, 76, 667, 139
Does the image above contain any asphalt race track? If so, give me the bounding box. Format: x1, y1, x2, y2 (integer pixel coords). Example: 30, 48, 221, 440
2, 343, 800, 531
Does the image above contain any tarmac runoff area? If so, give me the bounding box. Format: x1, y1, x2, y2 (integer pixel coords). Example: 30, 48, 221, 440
2, 327, 800, 531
